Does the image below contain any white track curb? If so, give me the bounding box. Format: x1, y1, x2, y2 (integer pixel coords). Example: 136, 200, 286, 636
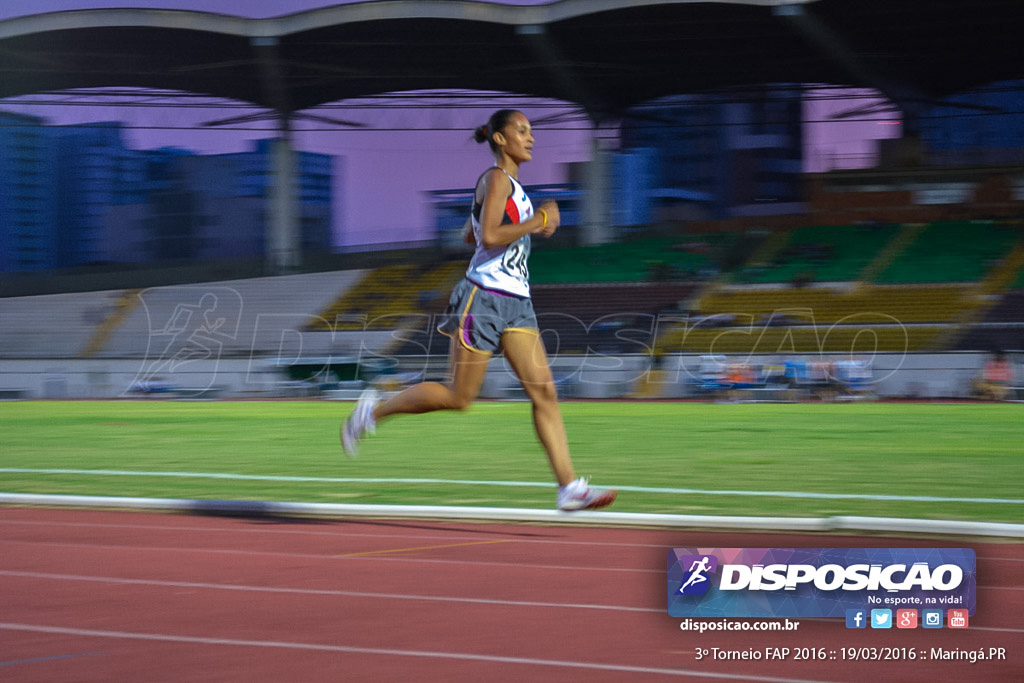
2, 493, 1022, 538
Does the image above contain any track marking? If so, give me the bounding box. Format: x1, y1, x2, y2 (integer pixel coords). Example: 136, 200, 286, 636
0, 569, 659, 613
338, 539, 515, 557
0, 518, 672, 549
0, 622, 845, 682
0, 538, 661, 574
3, 518, 1024, 562
0, 652, 102, 667
4, 468, 1023, 505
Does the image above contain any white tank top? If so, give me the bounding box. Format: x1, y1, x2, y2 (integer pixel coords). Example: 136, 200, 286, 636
465, 169, 533, 298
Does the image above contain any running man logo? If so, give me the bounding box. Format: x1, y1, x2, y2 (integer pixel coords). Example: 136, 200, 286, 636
667, 548, 976, 619
126, 286, 244, 397
677, 554, 718, 595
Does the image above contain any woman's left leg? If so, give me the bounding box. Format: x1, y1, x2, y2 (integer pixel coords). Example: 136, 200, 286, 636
499, 329, 576, 487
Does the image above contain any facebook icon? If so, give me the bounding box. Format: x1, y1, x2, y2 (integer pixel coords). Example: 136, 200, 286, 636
846, 609, 867, 629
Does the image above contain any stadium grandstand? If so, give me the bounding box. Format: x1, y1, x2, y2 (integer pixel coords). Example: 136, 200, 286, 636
3, 205, 1023, 401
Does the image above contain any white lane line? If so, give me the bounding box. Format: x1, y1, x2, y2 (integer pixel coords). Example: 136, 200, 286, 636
0, 570, 659, 613
4, 468, 1022, 505
971, 626, 1024, 634
0, 622, 844, 682
4, 541, 1021, 594
0, 539, 662, 574
5, 566, 1017, 597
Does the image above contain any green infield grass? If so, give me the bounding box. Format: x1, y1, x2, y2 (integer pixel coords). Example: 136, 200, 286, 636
0, 400, 1021, 524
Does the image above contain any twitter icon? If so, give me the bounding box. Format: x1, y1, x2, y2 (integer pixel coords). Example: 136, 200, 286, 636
870, 609, 893, 629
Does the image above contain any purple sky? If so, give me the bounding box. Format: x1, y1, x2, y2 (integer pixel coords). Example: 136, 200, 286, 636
0, 1, 899, 247
0, 0, 557, 21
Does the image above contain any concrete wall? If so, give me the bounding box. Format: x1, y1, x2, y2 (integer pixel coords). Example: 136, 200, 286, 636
0, 352, 1014, 401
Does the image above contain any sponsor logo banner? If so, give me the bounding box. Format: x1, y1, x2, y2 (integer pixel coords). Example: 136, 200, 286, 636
667, 548, 975, 618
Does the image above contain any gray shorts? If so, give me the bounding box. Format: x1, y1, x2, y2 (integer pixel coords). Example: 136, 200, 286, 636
437, 278, 538, 354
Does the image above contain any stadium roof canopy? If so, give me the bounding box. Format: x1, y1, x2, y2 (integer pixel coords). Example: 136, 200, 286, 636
0, 0, 1021, 122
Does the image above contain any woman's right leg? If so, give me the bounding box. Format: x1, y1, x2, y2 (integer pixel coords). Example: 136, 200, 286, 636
373, 337, 491, 420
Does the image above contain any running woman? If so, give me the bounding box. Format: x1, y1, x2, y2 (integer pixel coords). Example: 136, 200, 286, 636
342, 109, 617, 512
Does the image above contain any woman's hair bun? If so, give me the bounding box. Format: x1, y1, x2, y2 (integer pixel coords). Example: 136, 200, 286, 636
474, 111, 517, 151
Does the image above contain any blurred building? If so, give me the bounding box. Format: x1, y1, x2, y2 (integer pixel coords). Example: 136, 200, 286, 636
53, 122, 149, 268
219, 139, 333, 255
919, 79, 1024, 166
0, 118, 334, 272
621, 87, 805, 221
0, 111, 57, 271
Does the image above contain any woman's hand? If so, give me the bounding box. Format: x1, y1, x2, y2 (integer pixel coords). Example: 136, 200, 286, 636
534, 200, 560, 238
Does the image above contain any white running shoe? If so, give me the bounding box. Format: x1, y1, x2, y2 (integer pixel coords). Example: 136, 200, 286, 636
557, 477, 617, 511
340, 388, 379, 458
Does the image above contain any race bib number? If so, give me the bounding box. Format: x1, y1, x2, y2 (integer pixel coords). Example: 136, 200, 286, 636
502, 240, 530, 280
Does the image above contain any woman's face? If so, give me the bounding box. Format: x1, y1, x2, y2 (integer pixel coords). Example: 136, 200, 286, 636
498, 112, 534, 164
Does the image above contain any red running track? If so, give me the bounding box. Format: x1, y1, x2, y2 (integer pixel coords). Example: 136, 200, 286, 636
1, 507, 1021, 682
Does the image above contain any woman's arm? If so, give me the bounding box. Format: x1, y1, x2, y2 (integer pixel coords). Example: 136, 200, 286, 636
476, 169, 555, 249
461, 215, 476, 246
